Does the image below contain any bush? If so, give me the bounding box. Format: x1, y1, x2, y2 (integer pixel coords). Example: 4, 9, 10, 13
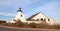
14, 20, 25, 27
1, 19, 60, 29
54, 25, 60, 29
0, 20, 6, 24
36, 23, 49, 29
28, 22, 37, 28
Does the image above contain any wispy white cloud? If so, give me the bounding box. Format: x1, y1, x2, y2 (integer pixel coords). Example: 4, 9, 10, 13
19, 0, 40, 7
0, 0, 18, 8
0, 0, 60, 21
0, 0, 39, 8
0, 12, 16, 16
31, 0, 60, 21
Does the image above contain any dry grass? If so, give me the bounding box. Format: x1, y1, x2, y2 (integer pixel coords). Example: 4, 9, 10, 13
1, 20, 60, 29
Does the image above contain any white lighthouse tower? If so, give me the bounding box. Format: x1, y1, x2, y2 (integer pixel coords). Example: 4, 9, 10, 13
11, 7, 26, 23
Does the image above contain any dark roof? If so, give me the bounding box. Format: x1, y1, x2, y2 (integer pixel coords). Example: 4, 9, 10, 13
26, 12, 48, 21
27, 12, 40, 20
17, 7, 22, 12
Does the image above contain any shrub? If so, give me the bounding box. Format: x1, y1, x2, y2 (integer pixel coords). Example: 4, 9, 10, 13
28, 22, 37, 28
0, 20, 6, 24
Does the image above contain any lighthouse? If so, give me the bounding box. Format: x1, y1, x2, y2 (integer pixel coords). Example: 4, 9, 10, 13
11, 7, 26, 23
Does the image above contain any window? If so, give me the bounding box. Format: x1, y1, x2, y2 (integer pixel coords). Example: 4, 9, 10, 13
48, 19, 50, 21
37, 19, 39, 21
41, 18, 43, 21
41, 18, 46, 22
21, 15, 22, 17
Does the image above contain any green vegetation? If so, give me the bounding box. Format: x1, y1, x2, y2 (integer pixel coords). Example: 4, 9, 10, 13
0, 20, 6, 24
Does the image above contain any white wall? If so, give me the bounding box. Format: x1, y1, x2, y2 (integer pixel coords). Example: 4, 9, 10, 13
13, 12, 26, 22
47, 18, 55, 25
32, 13, 49, 22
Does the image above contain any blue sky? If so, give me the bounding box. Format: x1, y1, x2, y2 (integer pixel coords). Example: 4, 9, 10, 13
0, 0, 60, 22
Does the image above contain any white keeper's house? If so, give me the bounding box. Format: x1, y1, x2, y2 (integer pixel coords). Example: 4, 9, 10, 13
11, 7, 55, 25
